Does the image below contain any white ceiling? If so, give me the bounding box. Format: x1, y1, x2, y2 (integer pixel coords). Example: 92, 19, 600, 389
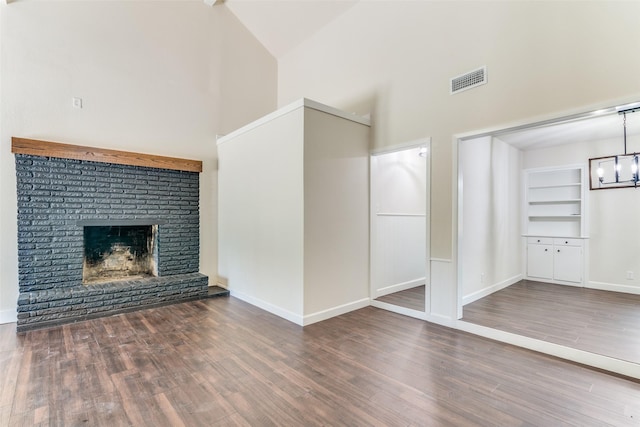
224, 0, 358, 58
495, 110, 640, 151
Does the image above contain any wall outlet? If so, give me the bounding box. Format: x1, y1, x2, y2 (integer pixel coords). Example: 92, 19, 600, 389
626, 271, 634, 280
72, 97, 83, 109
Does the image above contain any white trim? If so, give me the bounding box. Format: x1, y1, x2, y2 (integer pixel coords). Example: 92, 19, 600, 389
217, 98, 370, 145
523, 163, 587, 174
0, 310, 16, 325
430, 257, 452, 263
430, 257, 456, 320
376, 213, 426, 217
370, 138, 431, 156
425, 140, 432, 302
369, 138, 431, 317
587, 281, 640, 295
229, 291, 372, 327
524, 278, 583, 288
229, 290, 304, 326
303, 98, 371, 126
521, 235, 589, 239
455, 94, 640, 142
370, 300, 427, 321
374, 277, 425, 299
456, 320, 640, 380
303, 298, 370, 326
453, 132, 462, 321
424, 312, 456, 328
462, 274, 522, 305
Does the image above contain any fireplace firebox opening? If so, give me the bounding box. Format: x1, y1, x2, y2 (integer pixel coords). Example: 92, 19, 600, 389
83, 225, 158, 284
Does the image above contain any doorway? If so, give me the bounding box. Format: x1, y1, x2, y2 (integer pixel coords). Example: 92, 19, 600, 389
456, 100, 640, 367
370, 140, 430, 319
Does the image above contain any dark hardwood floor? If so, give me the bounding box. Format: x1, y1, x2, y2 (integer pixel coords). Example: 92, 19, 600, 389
375, 285, 425, 311
1, 296, 640, 426
462, 280, 640, 364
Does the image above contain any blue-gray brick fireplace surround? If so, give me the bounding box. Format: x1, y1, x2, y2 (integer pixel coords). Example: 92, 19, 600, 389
14, 152, 208, 331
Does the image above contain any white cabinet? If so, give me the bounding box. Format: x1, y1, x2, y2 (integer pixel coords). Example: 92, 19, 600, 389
524, 165, 587, 286
526, 237, 553, 279
526, 237, 584, 284
553, 239, 583, 283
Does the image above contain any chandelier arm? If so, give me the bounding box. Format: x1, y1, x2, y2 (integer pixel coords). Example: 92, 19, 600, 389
624, 112, 627, 155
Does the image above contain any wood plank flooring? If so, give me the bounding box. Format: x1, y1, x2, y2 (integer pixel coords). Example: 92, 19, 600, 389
1, 296, 640, 426
462, 280, 640, 364
374, 285, 425, 311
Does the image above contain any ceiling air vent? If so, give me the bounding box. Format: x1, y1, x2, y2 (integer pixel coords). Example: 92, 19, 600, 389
450, 66, 487, 95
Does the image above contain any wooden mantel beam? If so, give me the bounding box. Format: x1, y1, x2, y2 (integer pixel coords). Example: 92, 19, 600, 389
11, 137, 203, 173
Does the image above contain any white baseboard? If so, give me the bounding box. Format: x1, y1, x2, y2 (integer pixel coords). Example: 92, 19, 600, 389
462, 274, 522, 306
587, 280, 640, 295
374, 277, 425, 299
425, 312, 456, 328
303, 298, 370, 326
456, 320, 640, 380
0, 309, 17, 325
370, 300, 427, 321
228, 291, 371, 327
229, 290, 304, 326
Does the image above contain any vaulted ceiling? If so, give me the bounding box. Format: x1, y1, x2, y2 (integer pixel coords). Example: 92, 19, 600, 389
224, 0, 357, 58
219, 0, 640, 150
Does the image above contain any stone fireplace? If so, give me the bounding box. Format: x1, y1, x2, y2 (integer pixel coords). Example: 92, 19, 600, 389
13, 138, 208, 331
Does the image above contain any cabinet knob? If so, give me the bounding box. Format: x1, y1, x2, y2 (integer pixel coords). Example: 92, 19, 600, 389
557, 249, 560, 253
537, 239, 541, 242
565, 240, 568, 244
544, 249, 548, 252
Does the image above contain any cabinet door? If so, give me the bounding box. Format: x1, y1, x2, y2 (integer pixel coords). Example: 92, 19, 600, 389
527, 244, 553, 279
553, 245, 582, 283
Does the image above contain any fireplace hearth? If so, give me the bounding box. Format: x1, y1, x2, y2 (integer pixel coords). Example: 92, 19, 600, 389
13, 139, 209, 331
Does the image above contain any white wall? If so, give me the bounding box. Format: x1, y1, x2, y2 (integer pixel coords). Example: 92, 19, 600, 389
217, 107, 305, 322
371, 147, 427, 298
218, 102, 370, 325
460, 136, 522, 304
0, 2, 6, 323
0, 1, 277, 323
524, 133, 640, 294
219, 7, 278, 135
276, 1, 640, 320
303, 107, 370, 319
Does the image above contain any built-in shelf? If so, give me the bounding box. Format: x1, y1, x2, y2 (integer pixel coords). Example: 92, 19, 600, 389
528, 215, 581, 219
522, 234, 589, 238
528, 183, 581, 190
524, 165, 585, 238
523, 165, 587, 287
529, 199, 581, 204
